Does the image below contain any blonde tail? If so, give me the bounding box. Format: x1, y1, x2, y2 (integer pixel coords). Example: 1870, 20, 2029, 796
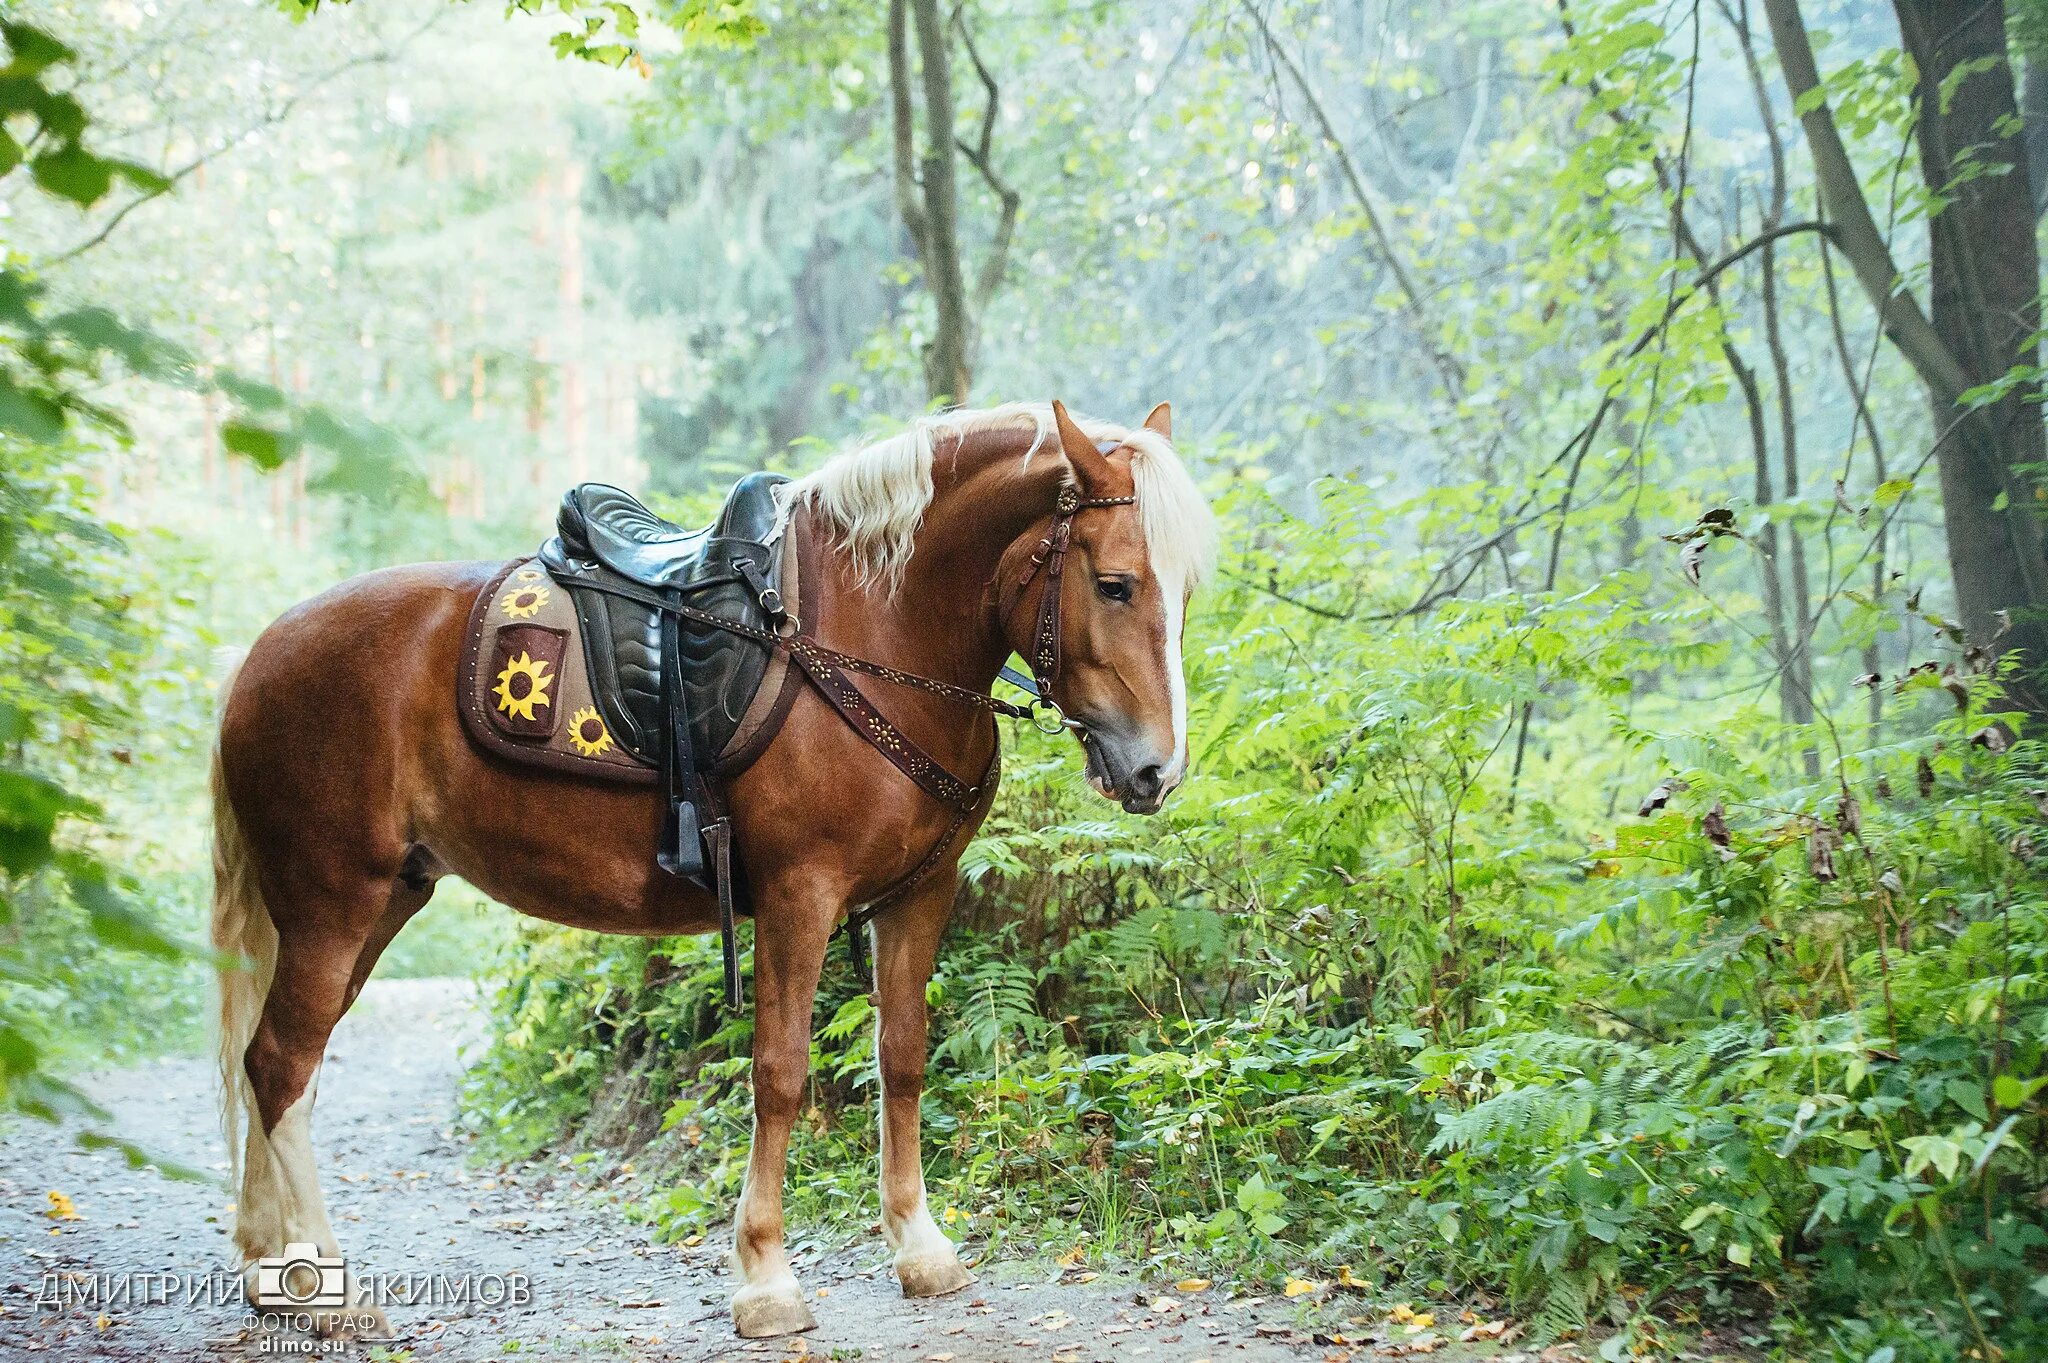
210, 652, 279, 1261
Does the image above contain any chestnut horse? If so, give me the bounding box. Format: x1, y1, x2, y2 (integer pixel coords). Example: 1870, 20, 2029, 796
210, 400, 1214, 1339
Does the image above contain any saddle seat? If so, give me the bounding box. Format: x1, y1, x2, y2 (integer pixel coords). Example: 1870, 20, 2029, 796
553, 474, 787, 594
537, 472, 795, 778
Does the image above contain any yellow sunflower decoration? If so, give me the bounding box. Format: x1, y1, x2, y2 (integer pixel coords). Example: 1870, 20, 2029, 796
567, 706, 614, 757
501, 584, 550, 620
493, 651, 553, 721
514, 566, 544, 584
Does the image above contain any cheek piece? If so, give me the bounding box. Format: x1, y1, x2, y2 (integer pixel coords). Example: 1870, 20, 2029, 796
993, 484, 1139, 735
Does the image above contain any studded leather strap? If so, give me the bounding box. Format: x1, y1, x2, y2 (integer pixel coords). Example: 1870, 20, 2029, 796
785, 640, 982, 811
1012, 486, 1138, 699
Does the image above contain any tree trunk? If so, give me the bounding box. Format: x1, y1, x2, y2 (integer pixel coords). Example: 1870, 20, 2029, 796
2023, 55, 2048, 217
1896, 1, 2048, 694
1765, 0, 2048, 704
886, 0, 1021, 408
888, 0, 970, 406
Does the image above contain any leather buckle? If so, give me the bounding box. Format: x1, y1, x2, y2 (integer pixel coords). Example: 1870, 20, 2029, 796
759, 586, 784, 617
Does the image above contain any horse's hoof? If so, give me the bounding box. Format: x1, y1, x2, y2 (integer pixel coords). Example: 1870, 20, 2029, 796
896, 1249, 976, 1299
732, 1280, 817, 1338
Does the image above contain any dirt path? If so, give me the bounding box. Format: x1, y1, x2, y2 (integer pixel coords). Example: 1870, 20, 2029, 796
0, 979, 1508, 1362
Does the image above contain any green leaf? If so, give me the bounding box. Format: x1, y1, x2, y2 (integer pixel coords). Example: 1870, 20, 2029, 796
1, 23, 73, 77
220, 420, 298, 470
1994, 1073, 2047, 1108
61, 856, 191, 961
0, 374, 67, 443
30, 142, 115, 206
0, 768, 89, 875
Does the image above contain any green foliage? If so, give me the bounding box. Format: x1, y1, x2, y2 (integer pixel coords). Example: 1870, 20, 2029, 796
15, 0, 2048, 1357
465, 474, 2048, 1356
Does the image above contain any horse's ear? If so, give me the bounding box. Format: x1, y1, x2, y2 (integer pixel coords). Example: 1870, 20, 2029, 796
1142, 401, 1172, 441
1051, 399, 1114, 493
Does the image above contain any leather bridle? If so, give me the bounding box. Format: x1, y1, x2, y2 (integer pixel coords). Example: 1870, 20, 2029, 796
997, 483, 1139, 735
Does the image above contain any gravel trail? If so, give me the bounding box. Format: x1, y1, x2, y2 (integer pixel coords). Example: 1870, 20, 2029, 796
0, 978, 1442, 1362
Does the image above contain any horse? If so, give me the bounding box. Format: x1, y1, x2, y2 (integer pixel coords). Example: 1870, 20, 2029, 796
209, 399, 1215, 1339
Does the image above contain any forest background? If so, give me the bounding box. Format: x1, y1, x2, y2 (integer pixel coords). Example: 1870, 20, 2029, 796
4, 0, 2047, 1359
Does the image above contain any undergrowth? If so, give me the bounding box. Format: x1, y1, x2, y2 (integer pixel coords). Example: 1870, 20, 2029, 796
460, 483, 2048, 1362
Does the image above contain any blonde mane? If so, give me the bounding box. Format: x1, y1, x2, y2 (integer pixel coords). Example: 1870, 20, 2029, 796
778, 401, 1216, 597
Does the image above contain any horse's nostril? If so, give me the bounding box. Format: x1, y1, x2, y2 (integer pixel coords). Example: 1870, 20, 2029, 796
1130, 764, 1164, 800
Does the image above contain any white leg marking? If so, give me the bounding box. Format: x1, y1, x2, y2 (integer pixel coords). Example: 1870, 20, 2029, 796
266, 1075, 340, 1256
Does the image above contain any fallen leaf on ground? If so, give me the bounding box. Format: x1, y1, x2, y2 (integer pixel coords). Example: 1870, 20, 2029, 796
1176, 1277, 1212, 1293
1284, 1277, 1322, 1298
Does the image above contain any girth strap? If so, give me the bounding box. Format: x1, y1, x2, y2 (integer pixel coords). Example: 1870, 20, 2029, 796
655, 599, 747, 1011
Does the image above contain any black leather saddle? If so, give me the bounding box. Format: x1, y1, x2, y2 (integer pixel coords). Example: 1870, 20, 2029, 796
540, 475, 791, 1008
541, 473, 789, 775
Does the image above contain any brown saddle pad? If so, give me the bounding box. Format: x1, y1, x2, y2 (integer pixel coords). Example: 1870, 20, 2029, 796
456, 540, 803, 785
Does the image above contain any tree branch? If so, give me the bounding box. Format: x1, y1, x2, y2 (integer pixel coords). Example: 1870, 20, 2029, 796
45, 18, 440, 267
1237, 0, 1469, 398
1760, 0, 1971, 403
950, 6, 1019, 317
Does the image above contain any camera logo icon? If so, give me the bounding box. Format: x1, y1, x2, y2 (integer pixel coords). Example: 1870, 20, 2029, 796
251, 1242, 347, 1309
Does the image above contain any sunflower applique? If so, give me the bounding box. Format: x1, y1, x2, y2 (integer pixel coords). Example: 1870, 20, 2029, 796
514, 566, 544, 584
493, 651, 554, 722
501, 584, 550, 620
567, 706, 614, 757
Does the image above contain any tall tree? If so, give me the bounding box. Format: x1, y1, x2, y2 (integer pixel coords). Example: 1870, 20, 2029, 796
887, 0, 1018, 406
1764, 0, 2048, 705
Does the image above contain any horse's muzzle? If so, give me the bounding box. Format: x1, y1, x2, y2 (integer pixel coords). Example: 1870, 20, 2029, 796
1080, 728, 1174, 814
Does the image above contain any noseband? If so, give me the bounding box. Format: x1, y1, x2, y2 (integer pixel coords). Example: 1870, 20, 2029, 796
998, 484, 1139, 734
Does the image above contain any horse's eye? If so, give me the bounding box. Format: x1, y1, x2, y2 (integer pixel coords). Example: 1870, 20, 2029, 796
1096, 576, 1133, 604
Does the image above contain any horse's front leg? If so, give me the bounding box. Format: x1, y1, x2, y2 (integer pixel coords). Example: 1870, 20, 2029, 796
873, 879, 976, 1298
730, 873, 835, 1338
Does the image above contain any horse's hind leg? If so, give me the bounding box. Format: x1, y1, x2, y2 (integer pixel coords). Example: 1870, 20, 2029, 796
228, 871, 428, 1340
873, 879, 974, 1297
